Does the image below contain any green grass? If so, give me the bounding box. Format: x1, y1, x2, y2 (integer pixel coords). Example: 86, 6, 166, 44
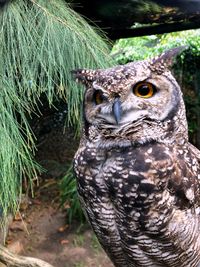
73, 234, 85, 247
91, 234, 102, 254
60, 165, 85, 223
73, 262, 85, 267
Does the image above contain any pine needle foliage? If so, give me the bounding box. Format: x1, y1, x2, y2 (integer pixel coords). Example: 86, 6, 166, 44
0, 0, 113, 221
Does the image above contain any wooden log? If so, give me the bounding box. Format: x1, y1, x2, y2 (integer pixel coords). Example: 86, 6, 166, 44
0, 244, 55, 267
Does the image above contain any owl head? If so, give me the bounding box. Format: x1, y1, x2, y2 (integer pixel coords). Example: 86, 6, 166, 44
73, 47, 188, 147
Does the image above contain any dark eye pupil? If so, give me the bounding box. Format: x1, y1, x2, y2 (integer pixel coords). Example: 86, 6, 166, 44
94, 90, 104, 105
138, 85, 150, 96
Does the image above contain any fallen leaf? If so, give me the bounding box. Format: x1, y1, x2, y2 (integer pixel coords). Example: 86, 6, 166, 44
32, 199, 41, 205
14, 212, 22, 221
60, 239, 69, 245
58, 225, 69, 233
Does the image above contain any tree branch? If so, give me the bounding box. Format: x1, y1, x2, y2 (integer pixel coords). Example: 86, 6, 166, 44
105, 20, 200, 40
0, 244, 55, 267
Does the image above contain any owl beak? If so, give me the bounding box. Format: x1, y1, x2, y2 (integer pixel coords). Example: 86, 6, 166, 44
112, 97, 122, 124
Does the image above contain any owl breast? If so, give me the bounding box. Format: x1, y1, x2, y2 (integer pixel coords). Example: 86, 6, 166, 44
74, 142, 200, 267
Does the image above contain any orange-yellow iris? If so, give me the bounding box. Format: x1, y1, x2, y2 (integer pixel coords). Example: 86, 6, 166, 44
133, 82, 155, 98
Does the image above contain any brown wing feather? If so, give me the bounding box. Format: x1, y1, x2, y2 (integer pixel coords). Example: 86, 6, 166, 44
166, 143, 200, 209
189, 143, 200, 164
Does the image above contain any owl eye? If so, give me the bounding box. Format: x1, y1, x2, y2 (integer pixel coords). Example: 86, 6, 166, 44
133, 82, 156, 98
93, 90, 106, 105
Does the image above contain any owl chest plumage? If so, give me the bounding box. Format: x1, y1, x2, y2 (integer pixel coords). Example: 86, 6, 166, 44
74, 141, 200, 267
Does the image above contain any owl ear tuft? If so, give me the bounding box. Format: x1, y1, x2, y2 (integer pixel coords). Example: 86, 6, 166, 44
72, 69, 98, 85
150, 46, 187, 74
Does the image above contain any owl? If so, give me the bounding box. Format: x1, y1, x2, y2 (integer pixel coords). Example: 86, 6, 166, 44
73, 47, 200, 267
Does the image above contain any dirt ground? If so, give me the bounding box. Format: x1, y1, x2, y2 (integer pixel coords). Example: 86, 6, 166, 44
6, 180, 114, 267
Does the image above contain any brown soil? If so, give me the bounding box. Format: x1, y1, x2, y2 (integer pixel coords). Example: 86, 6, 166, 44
6, 180, 114, 267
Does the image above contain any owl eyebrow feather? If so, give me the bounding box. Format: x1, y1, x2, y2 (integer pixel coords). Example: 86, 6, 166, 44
92, 81, 108, 95
92, 81, 104, 90
131, 79, 156, 89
